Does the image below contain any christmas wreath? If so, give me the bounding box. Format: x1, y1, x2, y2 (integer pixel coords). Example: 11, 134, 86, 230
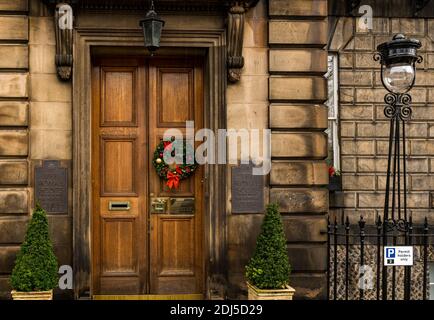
152, 138, 198, 189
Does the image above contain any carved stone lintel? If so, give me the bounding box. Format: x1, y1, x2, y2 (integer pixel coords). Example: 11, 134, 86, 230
54, 3, 74, 81
226, 1, 259, 83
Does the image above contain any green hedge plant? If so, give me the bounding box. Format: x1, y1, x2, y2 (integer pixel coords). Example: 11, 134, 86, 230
11, 203, 58, 292
245, 203, 291, 289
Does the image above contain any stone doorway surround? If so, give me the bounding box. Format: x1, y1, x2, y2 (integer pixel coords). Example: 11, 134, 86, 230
72, 28, 227, 299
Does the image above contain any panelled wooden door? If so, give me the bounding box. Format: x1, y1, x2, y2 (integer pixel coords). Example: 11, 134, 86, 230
92, 57, 204, 296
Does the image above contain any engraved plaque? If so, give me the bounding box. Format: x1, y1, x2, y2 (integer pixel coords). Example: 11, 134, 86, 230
170, 198, 195, 214
35, 160, 68, 214
231, 163, 264, 213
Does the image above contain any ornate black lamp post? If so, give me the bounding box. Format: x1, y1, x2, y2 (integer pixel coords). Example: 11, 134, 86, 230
374, 34, 422, 300
140, 0, 165, 55
375, 34, 422, 227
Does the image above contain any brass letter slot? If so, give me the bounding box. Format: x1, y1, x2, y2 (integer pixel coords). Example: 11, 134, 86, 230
109, 201, 131, 211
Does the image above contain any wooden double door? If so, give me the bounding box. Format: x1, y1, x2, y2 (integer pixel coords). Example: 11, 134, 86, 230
91, 57, 204, 296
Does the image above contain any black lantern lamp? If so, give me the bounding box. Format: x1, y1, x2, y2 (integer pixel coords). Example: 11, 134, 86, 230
374, 35, 422, 300
375, 34, 422, 94
140, 0, 165, 55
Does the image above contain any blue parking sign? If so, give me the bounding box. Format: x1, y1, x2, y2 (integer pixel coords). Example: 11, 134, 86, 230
384, 246, 413, 266
386, 248, 396, 258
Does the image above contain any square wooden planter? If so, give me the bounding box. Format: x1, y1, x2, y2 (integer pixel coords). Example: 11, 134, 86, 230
11, 290, 53, 300
247, 282, 295, 300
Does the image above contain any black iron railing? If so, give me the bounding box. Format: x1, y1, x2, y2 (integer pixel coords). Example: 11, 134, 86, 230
327, 216, 433, 300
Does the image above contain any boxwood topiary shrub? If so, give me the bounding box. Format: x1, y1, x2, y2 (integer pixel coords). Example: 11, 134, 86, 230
245, 203, 291, 289
10, 203, 58, 292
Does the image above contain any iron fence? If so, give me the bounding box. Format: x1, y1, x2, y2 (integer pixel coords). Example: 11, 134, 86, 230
327, 216, 434, 300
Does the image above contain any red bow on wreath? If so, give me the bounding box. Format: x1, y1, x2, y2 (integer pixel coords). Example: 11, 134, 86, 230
166, 166, 183, 189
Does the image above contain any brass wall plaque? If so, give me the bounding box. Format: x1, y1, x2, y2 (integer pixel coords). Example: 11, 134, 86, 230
231, 163, 264, 213
150, 197, 169, 213
35, 160, 68, 214
169, 198, 195, 214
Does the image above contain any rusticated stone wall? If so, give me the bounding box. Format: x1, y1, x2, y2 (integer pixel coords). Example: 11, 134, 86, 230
225, 0, 269, 299
0, 0, 73, 299
268, 0, 329, 299
226, 0, 329, 300
0, 0, 30, 299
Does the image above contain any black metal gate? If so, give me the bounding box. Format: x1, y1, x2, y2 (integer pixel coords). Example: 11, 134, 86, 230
327, 216, 433, 300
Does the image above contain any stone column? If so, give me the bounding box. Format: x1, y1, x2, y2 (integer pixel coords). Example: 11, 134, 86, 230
0, 0, 30, 299
268, 0, 329, 299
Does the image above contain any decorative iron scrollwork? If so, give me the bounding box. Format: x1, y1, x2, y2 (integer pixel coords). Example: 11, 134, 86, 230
384, 218, 409, 233
383, 93, 413, 121
373, 52, 384, 64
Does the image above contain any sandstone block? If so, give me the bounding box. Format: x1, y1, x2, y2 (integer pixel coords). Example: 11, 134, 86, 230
0, 190, 28, 214
0, 218, 27, 245
269, 76, 327, 102
227, 103, 268, 130
269, 0, 327, 17
0, 0, 28, 11
30, 129, 72, 160
227, 75, 268, 103
411, 176, 434, 191
341, 140, 375, 155
0, 45, 28, 69
392, 18, 425, 36
29, 44, 56, 74
0, 16, 28, 41
30, 74, 71, 102
0, 73, 28, 98
342, 175, 375, 190
0, 161, 28, 185
270, 188, 328, 213
271, 132, 327, 158
282, 216, 327, 242
30, 102, 72, 130
269, 20, 327, 46
340, 105, 373, 120
0, 102, 28, 126
339, 71, 373, 86
286, 244, 327, 271
29, 17, 56, 45
270, 161, 328, 185
270, 104, 328, 129
269, 49, 327, 73
0, 130, 28, 156
411, 140, 434, 155
357, 122, 389, 137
